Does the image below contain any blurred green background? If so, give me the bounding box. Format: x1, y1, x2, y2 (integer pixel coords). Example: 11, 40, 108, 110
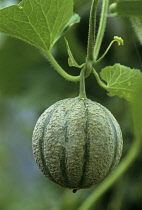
0, 0, 142, 209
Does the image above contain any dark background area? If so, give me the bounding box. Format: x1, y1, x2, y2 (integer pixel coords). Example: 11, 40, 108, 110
0, 0, 142, 209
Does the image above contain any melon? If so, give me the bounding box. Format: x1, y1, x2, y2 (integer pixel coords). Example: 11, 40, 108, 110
32, 97, 123, 191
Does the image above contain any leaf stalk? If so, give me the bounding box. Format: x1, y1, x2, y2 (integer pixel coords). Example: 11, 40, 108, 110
45, 51, 80, 82
92, 68, 107, 89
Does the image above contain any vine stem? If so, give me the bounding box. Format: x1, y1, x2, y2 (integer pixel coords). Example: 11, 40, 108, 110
94, 0, 109, 61
86, 0, 99, 62
78, 132, 141, 210
45, 51, 80, 82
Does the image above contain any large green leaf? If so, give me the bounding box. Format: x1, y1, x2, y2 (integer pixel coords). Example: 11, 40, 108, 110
100, 63, 142, 101
0, 0, 74, 52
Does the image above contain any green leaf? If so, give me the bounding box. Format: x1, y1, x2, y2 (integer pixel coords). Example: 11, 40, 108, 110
100, 63, 142, 101
110, 1, 142, 16
0, 0, 74, 52
65, 38, 85, 68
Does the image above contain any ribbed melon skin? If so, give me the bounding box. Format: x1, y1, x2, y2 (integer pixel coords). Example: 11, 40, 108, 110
32, 97, 123, 190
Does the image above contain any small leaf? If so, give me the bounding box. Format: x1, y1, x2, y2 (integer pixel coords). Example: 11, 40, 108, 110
65, 38, 85, 68
100, 63, 142, 101
0, 0, 74, 52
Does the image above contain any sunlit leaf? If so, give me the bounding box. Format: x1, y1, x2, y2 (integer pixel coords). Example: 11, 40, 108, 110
100, 63, 142, 101
0, 0, 74, 52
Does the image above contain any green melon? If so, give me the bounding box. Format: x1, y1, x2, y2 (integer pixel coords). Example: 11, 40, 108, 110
32, 97, 123, 191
